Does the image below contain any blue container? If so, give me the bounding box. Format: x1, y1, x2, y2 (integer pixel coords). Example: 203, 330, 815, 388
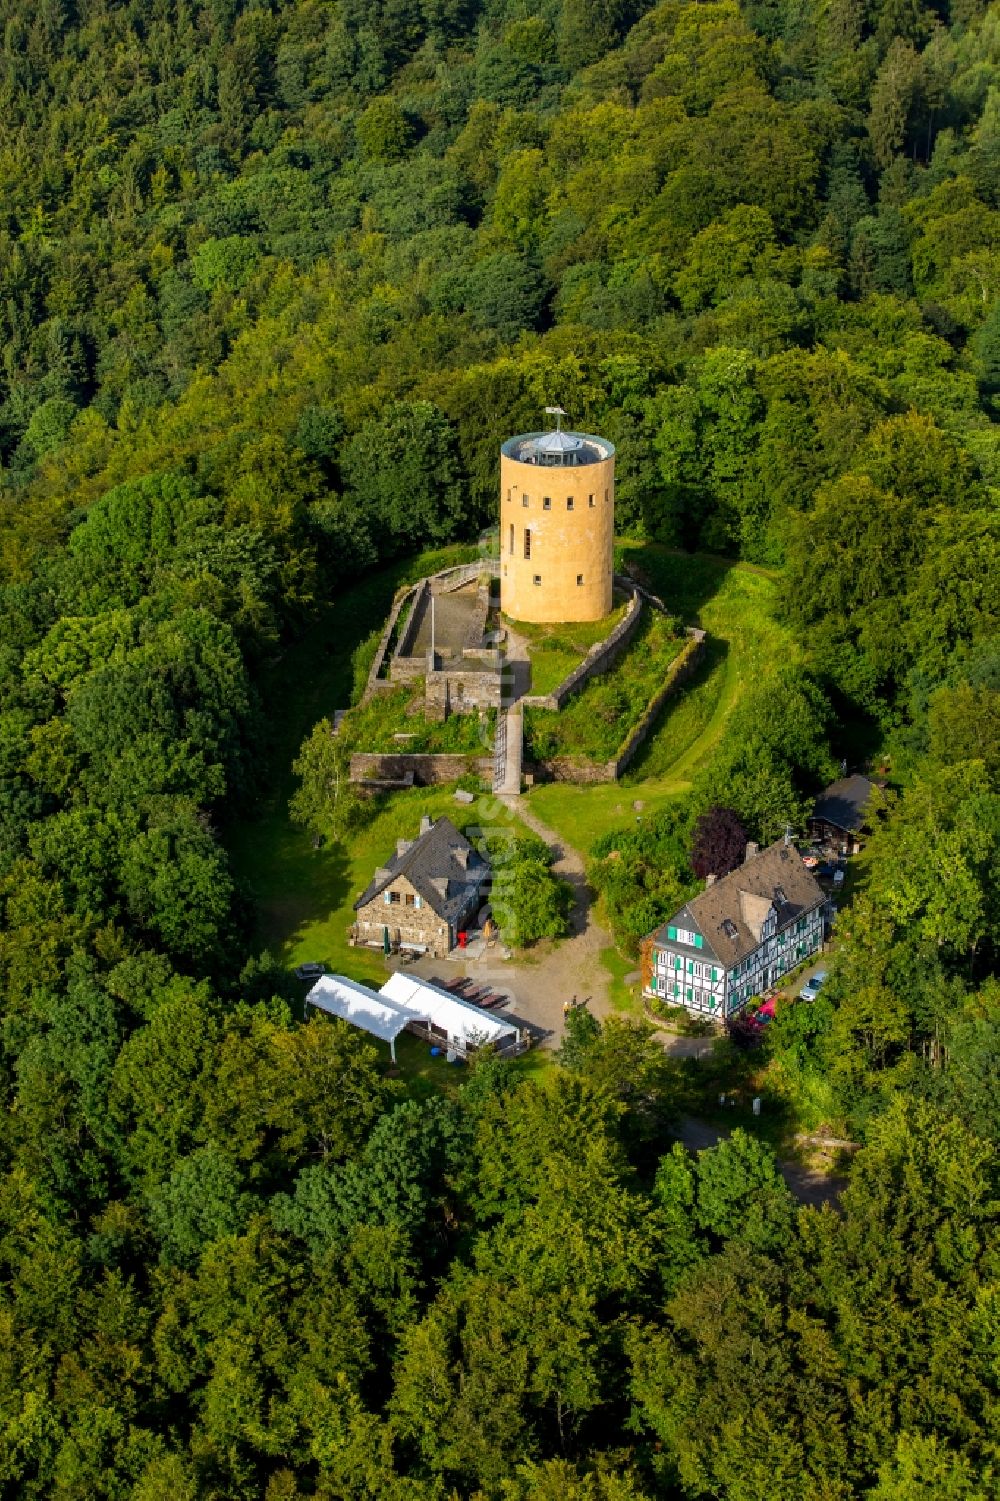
430, 1046, 442, 1057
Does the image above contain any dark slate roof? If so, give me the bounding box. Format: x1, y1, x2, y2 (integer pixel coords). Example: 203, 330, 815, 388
811, 774, 875, 834
354, 817, 489, 924
652, 838, 825, 970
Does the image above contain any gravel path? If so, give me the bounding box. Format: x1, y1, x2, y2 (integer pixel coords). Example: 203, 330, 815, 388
493, 795, 615, 1045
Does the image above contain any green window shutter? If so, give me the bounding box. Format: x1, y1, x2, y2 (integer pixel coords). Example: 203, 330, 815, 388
667, 925, 677, 940
711, 968, 718, 981
687, 959, 693, 972
694, 934, 704, 949
686, 987, 693, 1001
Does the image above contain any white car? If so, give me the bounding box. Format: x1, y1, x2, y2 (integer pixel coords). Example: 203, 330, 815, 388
799, 969, 828, 1002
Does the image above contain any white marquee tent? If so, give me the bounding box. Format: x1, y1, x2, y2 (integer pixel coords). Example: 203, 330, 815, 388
305, 973, 424, 1063
380, 971, 520, 1057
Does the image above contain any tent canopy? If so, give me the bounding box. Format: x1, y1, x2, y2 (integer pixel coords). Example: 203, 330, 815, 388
380, 971, 518, 1048
306, 974, 421, 1045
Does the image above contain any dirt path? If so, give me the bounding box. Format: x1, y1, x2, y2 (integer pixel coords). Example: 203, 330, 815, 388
485, 795, 618, 1045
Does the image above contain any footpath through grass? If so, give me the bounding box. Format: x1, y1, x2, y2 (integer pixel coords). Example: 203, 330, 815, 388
527, 545, 793, 854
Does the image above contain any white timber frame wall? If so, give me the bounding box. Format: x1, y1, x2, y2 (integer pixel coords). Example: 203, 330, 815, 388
648, 904, 824, 1018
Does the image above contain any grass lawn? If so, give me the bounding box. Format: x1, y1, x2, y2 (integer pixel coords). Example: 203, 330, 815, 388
600, 944, 643, 1015
527, 546, 795, 855
503, 599, 629, 699
524, 607, 683, 763
229, 781, 477, 981
338, 682, 494, 755
226, 541, 482, 977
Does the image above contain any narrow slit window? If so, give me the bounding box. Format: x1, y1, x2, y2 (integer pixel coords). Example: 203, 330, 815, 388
522, 494, 529, 507
576, 573, 584, 585
509, 523, 514, 555
588, 493, 595, 507
543, 496, 551, 510
567, 497, 574, 510
533, 574, 541, 586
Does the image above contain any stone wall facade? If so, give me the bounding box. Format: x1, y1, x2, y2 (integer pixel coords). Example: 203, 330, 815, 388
425, 669, 502, 716
350, 752, 493, 787
353, 871, 485, 959
388, 656, 426, 684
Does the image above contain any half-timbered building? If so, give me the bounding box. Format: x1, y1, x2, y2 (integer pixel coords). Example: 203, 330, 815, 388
645, 837, 825, 1019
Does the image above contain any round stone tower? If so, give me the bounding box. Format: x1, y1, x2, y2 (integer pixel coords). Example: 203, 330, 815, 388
499, 421, 615, 624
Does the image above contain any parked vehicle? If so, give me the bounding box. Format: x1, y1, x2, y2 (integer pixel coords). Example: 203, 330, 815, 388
799, 969, 828, 1002
294, 962, 327, 982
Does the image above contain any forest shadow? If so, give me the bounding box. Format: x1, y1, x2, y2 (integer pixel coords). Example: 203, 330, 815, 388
236, 811, 355, 965
617, 541, 739, 625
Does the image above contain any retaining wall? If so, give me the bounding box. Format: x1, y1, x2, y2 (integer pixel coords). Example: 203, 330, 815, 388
393, 579, 429, 659
365, 583, 417, 701
525, 628, 707, 785
350, 752, 493, 786
520, 578, 645, 713
431, 560, 499, 594
612, 629, 705, 776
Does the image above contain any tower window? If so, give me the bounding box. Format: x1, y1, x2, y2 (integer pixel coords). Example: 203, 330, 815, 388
522, 494, 529, 507
533, 574, 541, 586
567, 497, 574, 510
506, 488, 511, 501
577, 574, 584, 585
605, 489, 609, 502
543, 496, 551, 510
588, 494, 595, 507
509, 523, 514, 556
523, 529, 531, 559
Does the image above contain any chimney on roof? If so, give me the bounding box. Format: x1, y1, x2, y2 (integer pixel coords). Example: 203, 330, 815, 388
419, 815, 433, 837
706, 873, 717, 888
396, 839, 413, 858
745, 841, 759, 863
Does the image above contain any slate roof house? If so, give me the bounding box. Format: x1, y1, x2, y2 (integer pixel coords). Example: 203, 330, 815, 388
809, 773, 876, 854
645, 837, 825, 1019
353, 815, 489, 959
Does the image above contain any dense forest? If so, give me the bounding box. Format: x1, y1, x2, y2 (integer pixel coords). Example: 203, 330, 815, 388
0, 0, 998, 1493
